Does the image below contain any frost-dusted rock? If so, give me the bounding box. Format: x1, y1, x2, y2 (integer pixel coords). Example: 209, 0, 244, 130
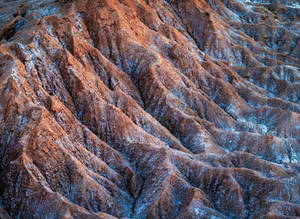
0, 0, 299, 218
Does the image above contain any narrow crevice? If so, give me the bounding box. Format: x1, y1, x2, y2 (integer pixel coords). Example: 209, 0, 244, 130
130, 176, 145, 218
0, 19, 24, 41
164, 0, 205, 53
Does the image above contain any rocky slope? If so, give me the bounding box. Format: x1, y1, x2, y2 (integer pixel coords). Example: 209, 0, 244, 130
0, 0, 300, 218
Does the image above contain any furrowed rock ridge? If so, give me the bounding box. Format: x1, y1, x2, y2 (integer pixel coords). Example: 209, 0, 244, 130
0, 0, 300, 218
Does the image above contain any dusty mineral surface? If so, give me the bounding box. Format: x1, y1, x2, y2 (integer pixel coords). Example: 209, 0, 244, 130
0, 0, 299, 218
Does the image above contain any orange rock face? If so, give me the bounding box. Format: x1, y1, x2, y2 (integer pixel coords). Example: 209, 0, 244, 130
0, 0, 299, 218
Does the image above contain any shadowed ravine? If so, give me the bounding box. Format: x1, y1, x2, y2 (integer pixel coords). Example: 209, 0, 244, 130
0, 0, 299, 218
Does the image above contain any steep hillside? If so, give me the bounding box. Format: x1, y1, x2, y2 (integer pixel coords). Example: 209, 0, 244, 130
0, 0, 299, 218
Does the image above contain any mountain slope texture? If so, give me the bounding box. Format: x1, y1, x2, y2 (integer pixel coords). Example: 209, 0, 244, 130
0, 0, 300, 218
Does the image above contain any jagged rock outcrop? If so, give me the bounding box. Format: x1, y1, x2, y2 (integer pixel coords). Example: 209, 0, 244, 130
0, 0, 299, 218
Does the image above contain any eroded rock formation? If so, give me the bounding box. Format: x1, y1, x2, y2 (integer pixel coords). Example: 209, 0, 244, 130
0, 0, 299, 218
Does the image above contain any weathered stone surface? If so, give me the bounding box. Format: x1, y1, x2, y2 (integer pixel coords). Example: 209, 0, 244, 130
0, 0, 299, 218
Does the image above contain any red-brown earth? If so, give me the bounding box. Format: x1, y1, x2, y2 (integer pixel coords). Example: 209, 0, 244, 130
0, 0, 300, 218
